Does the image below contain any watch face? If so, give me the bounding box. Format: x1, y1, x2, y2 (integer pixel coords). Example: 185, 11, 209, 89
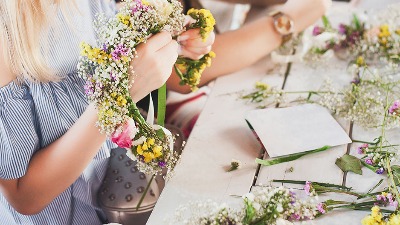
274, 15, 294, 35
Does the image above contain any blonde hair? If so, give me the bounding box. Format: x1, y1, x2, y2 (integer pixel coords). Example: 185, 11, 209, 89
0, 0, 73, 82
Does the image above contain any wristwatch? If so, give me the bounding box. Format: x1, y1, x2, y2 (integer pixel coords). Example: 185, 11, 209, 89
269, 11, 294, 45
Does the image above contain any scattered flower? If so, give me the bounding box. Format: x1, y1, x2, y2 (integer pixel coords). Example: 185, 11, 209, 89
227, 159, 241, 172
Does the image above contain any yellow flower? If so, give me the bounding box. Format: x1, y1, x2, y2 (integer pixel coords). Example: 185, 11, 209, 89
187, 8, 195, 15
205, 57, 212, 67
396, 29, 400, 35
110, 92, 117, 98
176, 63, 187, 72
379, 24, 391, 38
361, 206, 386, 225
141, 0, 150, 6
208, 51, 216, 58
147, 138, 155, 146
143, 152, 155, 163
371, 206, 380, 216
380, 38, 388, 46
255, 82, 269, 90
356, 56, 365, 67
106, 109, 114, 117
121, 56, 129, 63
388, 214, 400, 225
361, 215, 383, 225
136, 145, 143, 155
142, 142, 148, 150
199, 64, 207, 72
153, 146, 163, 158
116, 96, 127, 106
116, 13, 131, 26
80, 42, 109, 64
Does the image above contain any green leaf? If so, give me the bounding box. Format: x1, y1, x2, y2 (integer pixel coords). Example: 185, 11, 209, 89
322, 15, 331, 29
335, 154, 362, 175
352, 14, 361, 30
256, 146, 331, 166
242, 199, 256, 224
390, 165, 400, 186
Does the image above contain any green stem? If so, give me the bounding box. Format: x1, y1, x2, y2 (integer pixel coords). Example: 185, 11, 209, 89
361, 161, 379, 173
351, 139, 380, 145
367, 145, 399, 150
272, 180, 351, 190
173, 64, 184, 81
157, 83, 167, 127
256, 146, 331, 166
319, 189, 362, 198
136, 175, 155, 211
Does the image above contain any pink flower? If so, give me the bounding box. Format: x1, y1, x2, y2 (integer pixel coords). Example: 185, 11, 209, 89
317, 203, 326, 214
389, 100, 400, 115
111, 118, 138, 148
357, 143, 369, 154
312, 26, 324, 36
304, 181, 312, 195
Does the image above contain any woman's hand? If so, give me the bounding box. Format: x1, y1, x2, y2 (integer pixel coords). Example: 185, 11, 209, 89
282, 0, 332, 33
177, 28, 215, 60
129, 32, 179, 102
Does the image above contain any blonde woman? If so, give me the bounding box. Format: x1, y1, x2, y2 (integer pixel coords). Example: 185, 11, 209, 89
0, 0, 213, 224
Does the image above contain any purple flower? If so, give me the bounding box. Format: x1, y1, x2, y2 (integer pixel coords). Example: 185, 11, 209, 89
158, 161, 166, 168
304, 181, 313, 195
111, 43, 129, 61
312, 26, 324, 36
357, 143, 368, 154
376, 168, 385, 174
389, 195, 399, 208
317, 203, 326, 214
290, 213, 301, 221
84, 82, 94, 96
110, 72, 117, 81
131, 0, 150, 13
338, 24, 347, 35
351, 77, 361, 85
365, 158, 374, 165
289, 191, 296, 204
376, 194, 386, 201
139, 155, 145, 162
348, 31, 361, 44
102, 43, 108, 52
389, 100, 400, 115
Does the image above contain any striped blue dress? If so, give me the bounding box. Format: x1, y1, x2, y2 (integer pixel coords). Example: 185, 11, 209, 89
0, 1, 117, 224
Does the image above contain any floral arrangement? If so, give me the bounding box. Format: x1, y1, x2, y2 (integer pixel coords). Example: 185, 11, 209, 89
305, 12, 400, 69
242, 70, 400, 129
241, 5, 400, 224
273, 5, 400, 72
77, 0, 215, 175
175, 8, 216, 91
170, 186, 320, 225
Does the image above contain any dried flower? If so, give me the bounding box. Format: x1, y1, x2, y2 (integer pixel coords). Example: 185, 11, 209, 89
227, 159, 241, 172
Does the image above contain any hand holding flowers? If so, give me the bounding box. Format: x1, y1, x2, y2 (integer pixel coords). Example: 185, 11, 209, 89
129, 32, 178, 102
78, 0, 216, 176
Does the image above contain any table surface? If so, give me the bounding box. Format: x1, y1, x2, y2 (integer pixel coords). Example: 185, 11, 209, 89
147, 1, 400, 224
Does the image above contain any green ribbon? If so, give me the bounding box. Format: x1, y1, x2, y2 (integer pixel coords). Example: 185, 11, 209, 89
157, 83, 167, 127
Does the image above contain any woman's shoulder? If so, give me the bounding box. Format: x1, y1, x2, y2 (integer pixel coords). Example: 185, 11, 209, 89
0, 42, 16, 88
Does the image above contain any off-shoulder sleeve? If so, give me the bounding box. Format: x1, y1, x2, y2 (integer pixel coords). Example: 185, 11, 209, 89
0, 82, 40, 180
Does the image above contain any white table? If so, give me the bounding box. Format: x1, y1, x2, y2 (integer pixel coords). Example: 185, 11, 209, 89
148, 1, 400, 224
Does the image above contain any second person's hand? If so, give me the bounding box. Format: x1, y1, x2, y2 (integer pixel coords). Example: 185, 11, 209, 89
129, 32, 179, 103
177, 28, 215, 60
